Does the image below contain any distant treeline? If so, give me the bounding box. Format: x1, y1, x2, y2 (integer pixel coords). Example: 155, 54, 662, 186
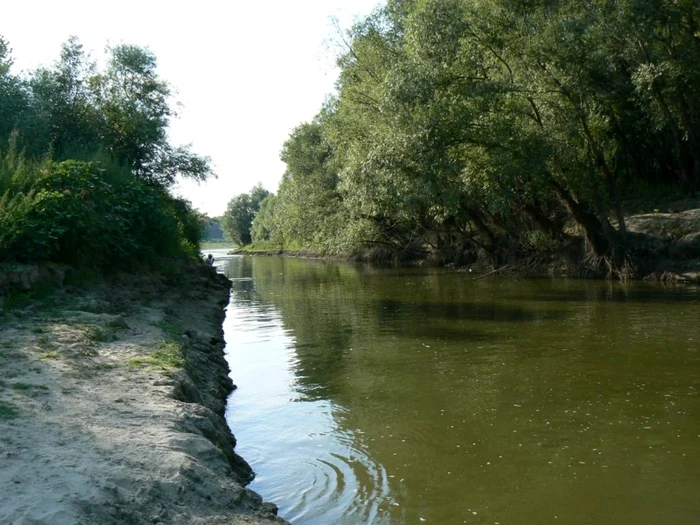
250, 0, 699, 271
0, 36, 212, 268
203, 219, 227, 242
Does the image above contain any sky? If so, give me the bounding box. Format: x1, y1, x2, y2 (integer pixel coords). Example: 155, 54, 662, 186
1, 0, 383, 217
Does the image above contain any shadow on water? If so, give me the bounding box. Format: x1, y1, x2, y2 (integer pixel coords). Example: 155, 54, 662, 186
221, 255, 700, 525
506, 280, 699, 304
376, 298, 569, 322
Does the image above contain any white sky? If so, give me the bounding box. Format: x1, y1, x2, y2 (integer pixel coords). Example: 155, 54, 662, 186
1, 0, 382, 217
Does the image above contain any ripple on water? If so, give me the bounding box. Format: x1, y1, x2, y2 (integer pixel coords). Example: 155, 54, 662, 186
262, 434, 393, 525
225, 302, 395, 524
223, 257, 700, 525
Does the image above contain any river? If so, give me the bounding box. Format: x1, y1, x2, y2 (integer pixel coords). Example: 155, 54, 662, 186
210, 252, 699, 525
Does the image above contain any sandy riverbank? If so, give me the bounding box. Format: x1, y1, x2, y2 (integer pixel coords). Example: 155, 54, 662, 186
0, 262, 288, 524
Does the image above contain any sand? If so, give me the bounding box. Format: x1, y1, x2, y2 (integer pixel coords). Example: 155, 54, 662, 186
0, 263, 289, 525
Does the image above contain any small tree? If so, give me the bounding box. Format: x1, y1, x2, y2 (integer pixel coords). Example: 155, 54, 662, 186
222, 184, 270, 246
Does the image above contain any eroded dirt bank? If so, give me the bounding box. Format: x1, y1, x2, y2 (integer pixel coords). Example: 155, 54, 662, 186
0, 262, 289, 524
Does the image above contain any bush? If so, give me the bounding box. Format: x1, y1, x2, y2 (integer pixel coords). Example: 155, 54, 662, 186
0, 156, 203, 268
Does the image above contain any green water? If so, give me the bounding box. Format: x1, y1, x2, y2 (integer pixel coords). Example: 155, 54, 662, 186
217, 254, 700, 525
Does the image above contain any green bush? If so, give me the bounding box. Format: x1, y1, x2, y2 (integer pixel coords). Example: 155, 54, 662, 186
0, 157, 203, 268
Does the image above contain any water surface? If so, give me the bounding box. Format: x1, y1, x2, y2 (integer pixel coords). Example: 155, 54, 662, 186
217, 255, 699, 525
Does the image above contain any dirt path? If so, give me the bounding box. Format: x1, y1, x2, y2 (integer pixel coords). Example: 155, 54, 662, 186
0, 263, 288, 524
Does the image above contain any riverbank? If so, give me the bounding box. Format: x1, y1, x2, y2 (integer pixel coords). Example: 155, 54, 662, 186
0, 261, 288, 524
231, 205, 700, 283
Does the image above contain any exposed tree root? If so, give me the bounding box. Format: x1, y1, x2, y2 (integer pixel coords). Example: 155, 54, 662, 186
578, 249, 636, 281
470, 255, 550, 280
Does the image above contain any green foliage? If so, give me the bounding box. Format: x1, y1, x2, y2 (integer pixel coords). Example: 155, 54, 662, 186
0, 34, 213, 188
222, 184, 271, 246
257, 0, 700, 265
127, 341, 184, 370
0, 402, 19, 419
0, 156, 202, 267
0, 35, 208, 270
251, 194, 279, 243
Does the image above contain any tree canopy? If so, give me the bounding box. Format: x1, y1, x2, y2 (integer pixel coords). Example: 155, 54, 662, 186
0, 35, 211, 268
0, 35, 213, 189
251, 0, 700, 272
223, 184, 271, 246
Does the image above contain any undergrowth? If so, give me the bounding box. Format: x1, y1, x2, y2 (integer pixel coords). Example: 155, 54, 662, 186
127, 341, 184, 371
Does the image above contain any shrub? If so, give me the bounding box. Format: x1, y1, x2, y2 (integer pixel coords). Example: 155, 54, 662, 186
0, 156, 203, 268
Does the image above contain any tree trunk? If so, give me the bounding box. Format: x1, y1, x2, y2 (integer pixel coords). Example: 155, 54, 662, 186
521, 203, 562, 239
578, 113, 627, 235
466, 207, 498, 253
676, 90, 700, 191
551, 181, 610, 256
638, 39, 694, 190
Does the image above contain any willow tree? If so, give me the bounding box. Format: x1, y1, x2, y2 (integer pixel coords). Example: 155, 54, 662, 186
263, 0, 699, 270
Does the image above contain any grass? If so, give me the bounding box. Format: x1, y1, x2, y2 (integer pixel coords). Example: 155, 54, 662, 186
127, 341, 185, 371
82, 325, 116, 344
234, 239, 322, 255
2, 290, 32, 310
201, 240, 237, 250
0, 402, 19, 420
235, 240, 285, 253
156, 320, 182, 339
10, 382, 48, 398
1, 281, 58, 312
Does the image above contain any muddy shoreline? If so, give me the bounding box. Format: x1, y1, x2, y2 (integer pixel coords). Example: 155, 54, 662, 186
0, 262, 289, 524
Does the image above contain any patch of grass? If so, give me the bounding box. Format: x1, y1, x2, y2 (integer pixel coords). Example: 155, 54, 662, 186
10, 382, 48, 397
157, 320, 182, 339
83, 326, 114, 344
2, 290, 32, 310
2, 281, 60, 313
201, 241, 237, 250
36, 335, 50, 346
76, 346, 99, 357
0, 402, 19, 420
236, 241, 285, 253
127, 341, 185, 371
38, 351, 60, 360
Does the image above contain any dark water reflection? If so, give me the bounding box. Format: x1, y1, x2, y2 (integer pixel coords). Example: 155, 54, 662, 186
217, 254, 700, 525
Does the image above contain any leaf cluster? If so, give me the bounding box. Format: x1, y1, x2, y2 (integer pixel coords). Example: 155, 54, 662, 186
254, 0, 700, 266
0, 156, 202, 267
0, 36, 208, 269
0, 35, 212, 188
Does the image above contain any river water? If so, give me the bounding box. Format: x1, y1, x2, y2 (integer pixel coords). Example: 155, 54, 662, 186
211, 252, 699, 525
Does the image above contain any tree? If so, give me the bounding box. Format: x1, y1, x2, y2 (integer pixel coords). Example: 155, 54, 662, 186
222, 184, 271, 246
28, 36, 100, 158
0, 36, 29, 152
251, 194, 279, 243
257, 0, 700, 271
91, 43, 213, 187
